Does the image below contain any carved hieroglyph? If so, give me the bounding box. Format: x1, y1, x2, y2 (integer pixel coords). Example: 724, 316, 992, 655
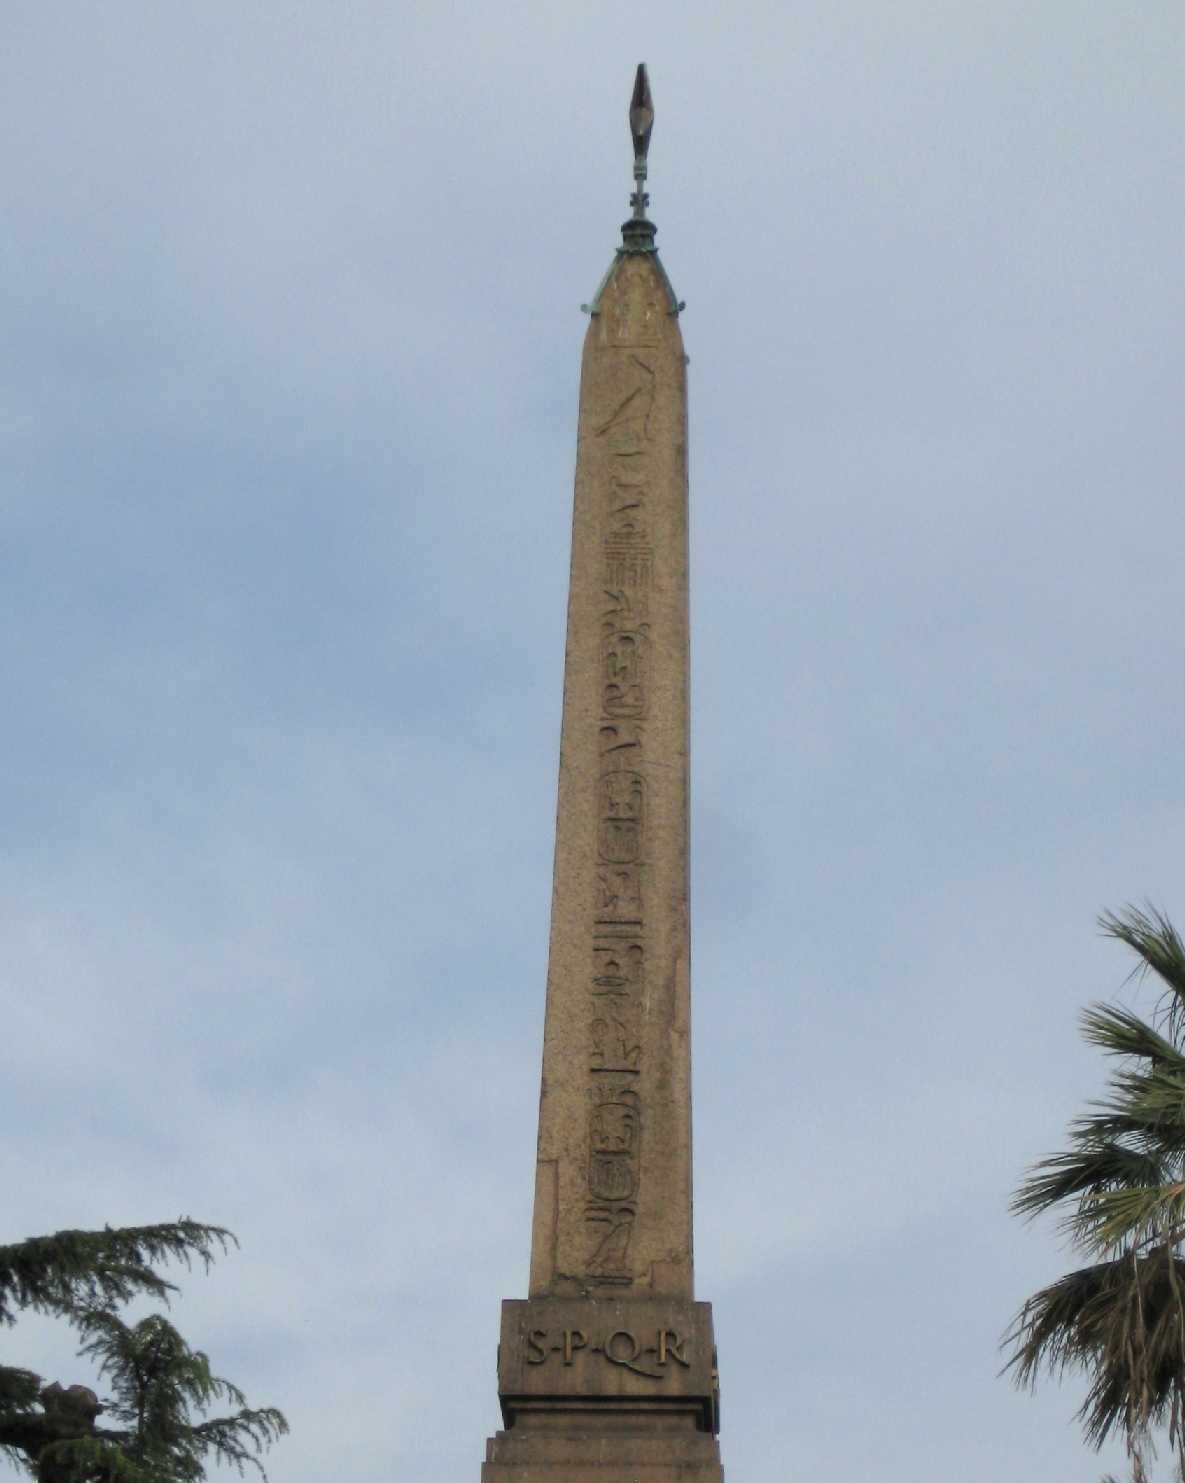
529, 254, 692, 1300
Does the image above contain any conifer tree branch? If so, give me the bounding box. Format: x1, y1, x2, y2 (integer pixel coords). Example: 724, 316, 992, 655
0, 1222, 234, 1327
0, 1221, 284, 1482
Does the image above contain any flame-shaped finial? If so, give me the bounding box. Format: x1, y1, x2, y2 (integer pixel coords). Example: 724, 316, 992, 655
622, 63, 657, 249
629, 63, 654, 162
586, 62, 681, 303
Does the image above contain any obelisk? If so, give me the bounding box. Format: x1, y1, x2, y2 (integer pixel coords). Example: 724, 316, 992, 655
482, 66, 723, 1482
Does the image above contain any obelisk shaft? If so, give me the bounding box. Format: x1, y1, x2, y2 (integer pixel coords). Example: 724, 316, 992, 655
529, 256, 693, 1300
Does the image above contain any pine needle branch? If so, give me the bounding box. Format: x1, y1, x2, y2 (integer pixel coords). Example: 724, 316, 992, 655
0, 1222, 234, 1327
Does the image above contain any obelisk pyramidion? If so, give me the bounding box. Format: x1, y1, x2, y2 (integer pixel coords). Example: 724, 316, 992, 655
481, 66, 723, 1483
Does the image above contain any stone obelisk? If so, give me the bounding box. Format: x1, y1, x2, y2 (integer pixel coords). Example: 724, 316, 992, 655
482, 66, 723, 1483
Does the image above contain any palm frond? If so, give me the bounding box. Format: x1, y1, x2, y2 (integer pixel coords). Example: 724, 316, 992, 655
1003, 1250, 1185, 1450
1088, 1184, 1185, 1253
1082, 1004, 1185, 1073
1071, 1105, 1185, 1159
1008, 909, 1185, 1466
1126, 1074, 1185, 1130
1013, 1145, 1169, 1231
1101, 907, 1185, 1038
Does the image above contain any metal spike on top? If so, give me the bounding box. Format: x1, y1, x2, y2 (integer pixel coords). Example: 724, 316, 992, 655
585, 62, 683, 313
630, 64, 654, 184
622, 63, 657, 253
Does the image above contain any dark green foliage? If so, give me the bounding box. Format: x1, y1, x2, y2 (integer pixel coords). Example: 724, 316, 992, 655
1006, 1250, 1185, 1449
0, 1224, 233, 1328
0, 1370, 42, 1413
73, 1309, 285, 1481
0, 1221, 286, 1483
1004, 907, 1185, 1475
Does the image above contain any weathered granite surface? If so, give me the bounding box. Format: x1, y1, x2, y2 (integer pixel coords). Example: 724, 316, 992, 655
480, 233, 722, 1482
529, 252, 694, 1303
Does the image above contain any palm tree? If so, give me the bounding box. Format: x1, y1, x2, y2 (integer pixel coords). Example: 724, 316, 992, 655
1004, 907, 1185, 1478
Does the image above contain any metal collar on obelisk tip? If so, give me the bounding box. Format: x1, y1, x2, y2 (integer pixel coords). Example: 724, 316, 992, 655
583, 63, 684, 318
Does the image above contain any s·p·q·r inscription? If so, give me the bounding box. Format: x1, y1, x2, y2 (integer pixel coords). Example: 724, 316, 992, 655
525, 1326, 692, 1380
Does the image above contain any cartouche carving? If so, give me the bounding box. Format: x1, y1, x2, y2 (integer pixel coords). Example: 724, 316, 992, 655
603, 625, 649, 718
598, 771, 644, 863
588, 1083, 640, 1200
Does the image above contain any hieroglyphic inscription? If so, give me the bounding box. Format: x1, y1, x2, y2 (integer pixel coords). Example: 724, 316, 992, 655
583, 343, 660, 1286
588, 1084, 640, 1198
603, 627, 648, 717
590, 945, 642, 1068
598, 771, 643, 862
595, 357, 655, 453
596, 866, 642, 923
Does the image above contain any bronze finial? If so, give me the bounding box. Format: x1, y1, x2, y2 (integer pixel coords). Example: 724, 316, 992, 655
622, 63, 657, 252
629, 63, 654, 162
587, 61, 683, 301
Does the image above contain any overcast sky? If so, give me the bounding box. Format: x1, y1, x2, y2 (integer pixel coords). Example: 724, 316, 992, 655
3, 3, 1184, 1480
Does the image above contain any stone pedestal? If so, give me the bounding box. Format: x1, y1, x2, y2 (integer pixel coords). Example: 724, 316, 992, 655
483, 1429, 723, 1483
482, 1299, 722, 1482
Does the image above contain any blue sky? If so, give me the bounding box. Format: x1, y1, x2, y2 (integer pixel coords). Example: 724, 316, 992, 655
3, 3, 1184, 1479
